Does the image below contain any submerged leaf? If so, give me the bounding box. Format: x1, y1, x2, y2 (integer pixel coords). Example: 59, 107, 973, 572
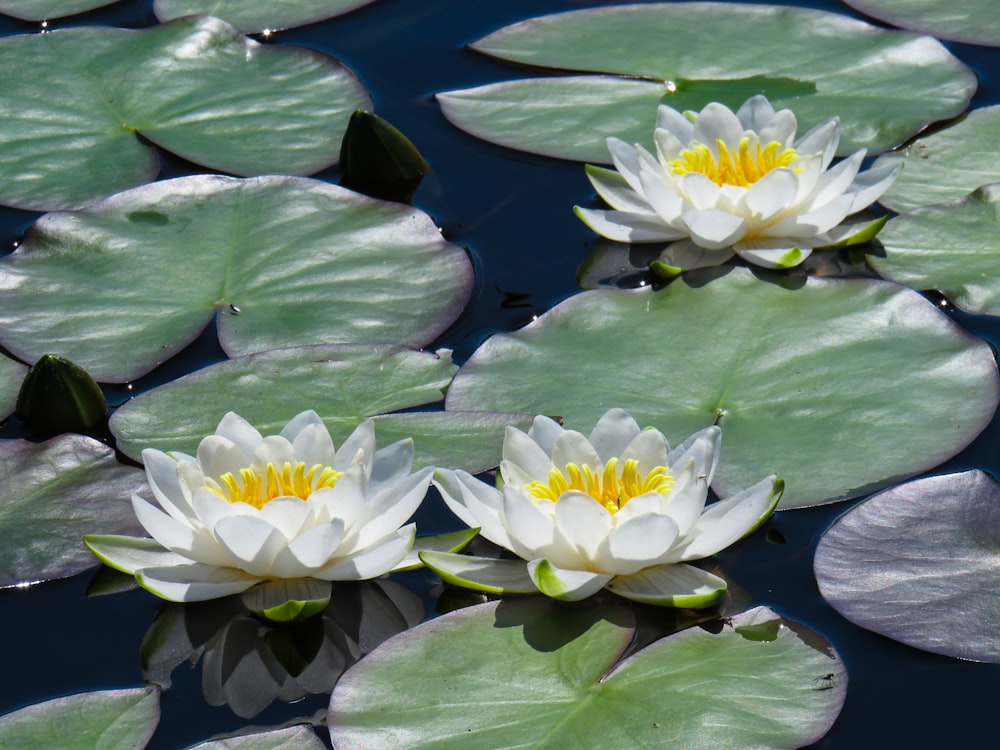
15, 354, 106, 434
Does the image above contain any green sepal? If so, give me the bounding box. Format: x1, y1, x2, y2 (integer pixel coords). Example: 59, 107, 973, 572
419, 550, 537, 595
818, 215, 890, 248
15, 354, 106, 434
649, 259, 683, 279
339, 109, 428, 202
390, 527, 480, 572
240, 579, 332, 624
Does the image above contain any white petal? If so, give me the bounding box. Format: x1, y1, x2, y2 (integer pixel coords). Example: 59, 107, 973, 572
588, 408, 641, 463
662, 463, 709, 538
350, 466, 432, 552
279, 409, 326, 443
315, 525, 415, 580
735, 95, 776, 132
526, 414, 564, 455
744, 169, 799, 223
527, 559, 612, 602
370, 438, 415, 490
655, 104, 694, 144
433, 469, 511, 549
269, 519, 346, 577
761, 193, 853, 237
213, 412, 263, 456
666, 425, 721, 484
251, 435, 296, 471
550, 430, 601, 472
653, 127, 686, 163
585, 164, 653, 213
336, 420, 376, 473
681, 173, 723, 210
606, 136, 646, 194
84, 534, 190, 575
794, 118, 839, 168
501, 487, 557, 560
637, 162, 687, 226
683, 209, 747, 249
608, 563, 727, 607
614, 492, 667, 523
131, 494, 197, 553
289, 420, 338, 470
620, 427, 669, 475
653, 239, 733, 273
213, 515, 288, 576
574, 206, 685, 243
692, 102, 743, 151
501, 425, 555, 484
758, 109, 797, 147
800, 150, 864, 213
136, 562, 260, 602
554, 490, 612, 562
734, 243, 812, 269
259, 496, 313, 540
192, 486, 254, 529
845, 161, 901, 213
598, 513, 680, 575
195, 436, 250, 485
142, 449, 194, 522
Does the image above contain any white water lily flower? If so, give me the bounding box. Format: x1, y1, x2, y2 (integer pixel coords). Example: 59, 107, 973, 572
575, 95, 900, 271
85, 411, 433, 607
430, 409, 782, 606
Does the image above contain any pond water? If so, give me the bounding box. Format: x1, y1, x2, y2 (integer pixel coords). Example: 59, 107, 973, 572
1, 0, 999, 747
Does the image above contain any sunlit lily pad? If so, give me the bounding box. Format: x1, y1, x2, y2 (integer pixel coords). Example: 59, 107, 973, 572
438, 3, 974, 162
109, 345, 531, 473
189, 725, 326, 749
154, 0, 377, 33
844, 0, 1000, 46
0, 435, 147, 587
446, 268, 998, 508
0, 355, 27, 422
0, 176, 473, 382
329, 600, 845, 749
815, 470, 1000, 662
870, 185, 1000, 315
0, 687, 158, 748
0, 0, 119, 19
0, 16, 369, 210
874, 106, 1000, 213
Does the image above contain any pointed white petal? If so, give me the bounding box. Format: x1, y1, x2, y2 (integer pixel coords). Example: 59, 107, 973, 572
608, 563, 727, 607
142, 449, 194, 522
637, 162, 687, 226
336, 420, 376, 473
526, 414, 564, 454
84, 534, 189, 575
131, 494, 197, 552
666, 425, 721, 483
606, 137, 646, 194
845, 161, 901, 213
502, 425, 555, 482
213, 412, 263, 456
655, 104, 694, 144
744, 169, 799, 223
758, 109, 797, 147
528, 559, 612, 602
653, 127, 686, 163
550, 430, 601, 472
136, 563, 260, 602
598, 513, 680, 575
683, 209, 747, 249
554, 490, 612, 562
794, 118, 840, 168
501, 487, 557, 559
289, 420, 338, 470
279, 410, 326, 442
588, 408, 641, 463
351, 466, 432, 551
692, 102, 743, 151
614, 492, 667, 523
213, 515, 287, 576
761, 193, 853, 237
681, 173, 723, 210
269, 519, 346, 577
800, 150, 864, 213
315, 525, 415, 580
585, 164, 653, 213
370, 438, 415, 489
574, 206, 685, 243
251, 435, 296, 471
433, 469, 511, 549
258, 496, 313, 540
620, 427, 669, 475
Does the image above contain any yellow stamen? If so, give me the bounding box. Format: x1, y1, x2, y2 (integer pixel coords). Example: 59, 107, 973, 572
206, 461, 342, 509
526, 457, 675, 514
669, 137, 799, 188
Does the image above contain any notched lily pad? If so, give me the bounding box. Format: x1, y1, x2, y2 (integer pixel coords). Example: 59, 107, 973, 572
0, 434, 147, 587
844, 0, 1000, 47
816, 469, 1000, 662
328, 601, 845, 749
446, 268, 999, 508
154, 0, 378, 33
0, 176, 473, 382
109, 344, 531, 473
0, 16, 370, 210
439, 2, 974, 162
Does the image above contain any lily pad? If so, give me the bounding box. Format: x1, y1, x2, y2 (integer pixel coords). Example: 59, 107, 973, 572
0, 687, 159, 749
0, 355, 27, 422
0, 1, 119, 19
0, 16, 369, 211
188, 725, 326, 750
870, 185, 1000, 315
328, 601, 845, 749
815, 470, 1000, 662
873, 106, 1000, 213
844, 0, 1000, 47
0, 435, 147, 588
438, 3, 974, 162
0, 176, 473, 382
154, 0, 378, 33
445, 268, 999, 508
109, 345, 531, 473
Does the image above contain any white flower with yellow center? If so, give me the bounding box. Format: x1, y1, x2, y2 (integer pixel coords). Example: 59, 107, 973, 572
427, 409, 782, 606
86, 411, 433, 611
574, 95, 900, 271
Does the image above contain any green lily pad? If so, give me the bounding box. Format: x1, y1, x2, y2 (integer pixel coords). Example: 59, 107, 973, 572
0, 176, 473, 382
445, 268, 998, 509
815, 470, 1000, 662
109, 345, 532, 473
0, 355, 27, 422
438, 3, 974, 162
873, 106, 1000, 213
154, 0, 377, 33
0, 435, 147, 587
0, 687, 159, 749
328, 601, 845, 749
844, 0, 1000, 46
0, 16, 369, 211
188, 725, 326, 750
870, 185, 1000, 315
0, 1, 119, 19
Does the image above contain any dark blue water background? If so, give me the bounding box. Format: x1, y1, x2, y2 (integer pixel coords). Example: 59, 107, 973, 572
1, 1, 999, 747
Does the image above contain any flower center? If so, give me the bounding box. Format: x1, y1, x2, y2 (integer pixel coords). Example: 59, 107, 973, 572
669, 137, 799, 188
206, 461, 342, 509
525, 457, 675, 513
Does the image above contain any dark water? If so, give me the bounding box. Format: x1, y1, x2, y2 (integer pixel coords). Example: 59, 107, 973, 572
1, 1, 999, 747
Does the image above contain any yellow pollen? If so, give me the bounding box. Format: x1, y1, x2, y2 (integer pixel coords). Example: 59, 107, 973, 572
206, 461, 342, 509
526, 457, 675, 514
669, 137, 799, 188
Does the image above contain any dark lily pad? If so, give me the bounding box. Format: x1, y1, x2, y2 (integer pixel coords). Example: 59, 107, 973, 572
871, 185, 1000, 315
0, 176, 473, 382
329, 601, 845, 749
0, 687, 158, 749
844, 0, 1000, 47
445, 268, 999, 508
0, 16, 369, 210
0, 435, 147, 587
154, 0, 378, 33
0, 1, 119, 19
0, 355, 27, 422
438, 3, 974, 161
815, 470, 1000, 662
109, 345, 531, 473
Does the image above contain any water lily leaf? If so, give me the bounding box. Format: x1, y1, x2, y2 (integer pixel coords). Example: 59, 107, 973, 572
0, 355, 27, 422
109, 345, 531, 473
0, 435, 147, 587
446, 268, 998, 509
154, 0, 377, 33
0, 1, 119, 19
0, 687, 159, 749
438, 3, 974, 162
328, 601, 845, 749
0, 176, 472, 382
844, 0, 1000, 46
188, 725, 326, 750
0, 16, 369, 211
874, 106, 1000, 213
870, 185, 1000, 315
815, 470, 1000, 662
